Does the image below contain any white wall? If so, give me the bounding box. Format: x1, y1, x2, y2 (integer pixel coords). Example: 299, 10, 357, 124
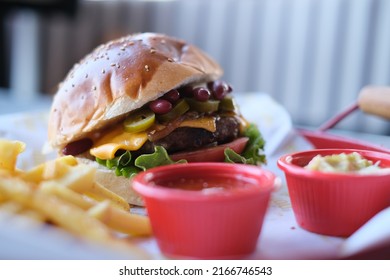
6, 0, 390, 133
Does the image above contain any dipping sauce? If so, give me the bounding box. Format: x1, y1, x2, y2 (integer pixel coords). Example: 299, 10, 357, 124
154, 176, 257, 192
304, 152, 385, 174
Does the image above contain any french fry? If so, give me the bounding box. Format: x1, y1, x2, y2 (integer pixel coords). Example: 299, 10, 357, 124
43, 164, 96, 192
22, 154, 130, 211
42, 157, 80, 181
41, 184, 151, 236
0, 203, 46, 226
0, 201, 25, 214
0, 139, 152, 258
88, 201, 152, 237
40, 167, 130, 211
85, 182, 130, 211
0, 177, 113, 243
21, 156, 78, 184
0, 139, 25, 173
0, 191, 6, 203
40, 183, 94, 210
19, 209, 47, 223
0, 201, 46, 223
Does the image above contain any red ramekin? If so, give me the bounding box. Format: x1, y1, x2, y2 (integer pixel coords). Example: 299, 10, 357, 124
278, 149, 390, 237
132, 163, 276, 259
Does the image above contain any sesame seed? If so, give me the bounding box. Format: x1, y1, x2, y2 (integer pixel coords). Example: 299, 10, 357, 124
144, 65, 150, 72
111, 63, 116, 67
85, 74, 88, 78
102, 69, 106, 74
129, 41, 135, 46
168, 58, 174, 62
150, 48, 156, 54
92, 86, 97, 91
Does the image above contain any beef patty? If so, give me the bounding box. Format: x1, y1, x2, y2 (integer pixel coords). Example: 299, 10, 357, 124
139, 116, 240, 154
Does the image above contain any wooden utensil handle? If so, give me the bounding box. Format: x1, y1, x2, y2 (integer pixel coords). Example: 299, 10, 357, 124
358, 86, 390, 120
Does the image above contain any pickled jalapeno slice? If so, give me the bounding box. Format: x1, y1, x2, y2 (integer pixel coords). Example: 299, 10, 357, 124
186, 98, 220, 113
157, 99, 190, 122
219, 95, 236, 111
123, 109, 155, 133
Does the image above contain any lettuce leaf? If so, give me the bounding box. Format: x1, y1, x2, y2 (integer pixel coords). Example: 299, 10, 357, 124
95, 146, 186, 178
224, 123, 266, 165
135, 146, 187, 171
96, 150, 141, 178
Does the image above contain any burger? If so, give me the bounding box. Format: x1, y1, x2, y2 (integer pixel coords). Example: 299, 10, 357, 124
48, 33, 266, 206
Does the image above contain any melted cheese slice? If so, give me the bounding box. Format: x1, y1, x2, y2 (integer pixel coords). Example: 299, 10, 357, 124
90, 126, 148, 160
90, 116, 217, 160
179, 116, 216, 132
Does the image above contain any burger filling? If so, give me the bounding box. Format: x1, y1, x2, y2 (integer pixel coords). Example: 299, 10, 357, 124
62, 80, 266, 178
139, 115, 240, 154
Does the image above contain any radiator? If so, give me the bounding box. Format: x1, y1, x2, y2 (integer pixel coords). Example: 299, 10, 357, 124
5, 0, 390, 134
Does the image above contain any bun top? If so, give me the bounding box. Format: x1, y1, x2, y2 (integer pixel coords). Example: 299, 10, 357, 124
48, 33, 223, 148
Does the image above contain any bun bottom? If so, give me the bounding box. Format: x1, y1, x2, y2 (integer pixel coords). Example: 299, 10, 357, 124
76, 157, 145, 206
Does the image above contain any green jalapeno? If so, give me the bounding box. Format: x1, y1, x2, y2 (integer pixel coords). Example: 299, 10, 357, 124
186, 98, 220, 113
157, 99, 190, 122
123, 109, 155, 133
219, 95, 236, 112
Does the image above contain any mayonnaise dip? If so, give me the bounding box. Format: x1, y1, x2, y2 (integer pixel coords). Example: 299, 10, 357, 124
304, 152, 389, 174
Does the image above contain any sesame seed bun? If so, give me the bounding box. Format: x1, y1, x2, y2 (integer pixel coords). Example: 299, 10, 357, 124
48, 32, 223, 149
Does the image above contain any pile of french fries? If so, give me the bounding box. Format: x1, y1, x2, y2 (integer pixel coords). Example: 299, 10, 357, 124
0, 138, 152, 253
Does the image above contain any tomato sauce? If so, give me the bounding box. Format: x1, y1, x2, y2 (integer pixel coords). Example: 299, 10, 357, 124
154, 176, 257, 192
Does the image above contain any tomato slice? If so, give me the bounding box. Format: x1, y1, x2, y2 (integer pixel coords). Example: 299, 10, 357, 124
170, 137, 249, 162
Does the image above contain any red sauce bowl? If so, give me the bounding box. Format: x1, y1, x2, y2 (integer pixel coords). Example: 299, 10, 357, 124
132, 163, 276, 259
278, 149, 390, 237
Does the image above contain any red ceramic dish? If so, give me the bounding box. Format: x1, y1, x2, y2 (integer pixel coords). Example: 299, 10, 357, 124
299, 129, 390, 153
132, 163, 276, 259
277, 149, 390, 237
